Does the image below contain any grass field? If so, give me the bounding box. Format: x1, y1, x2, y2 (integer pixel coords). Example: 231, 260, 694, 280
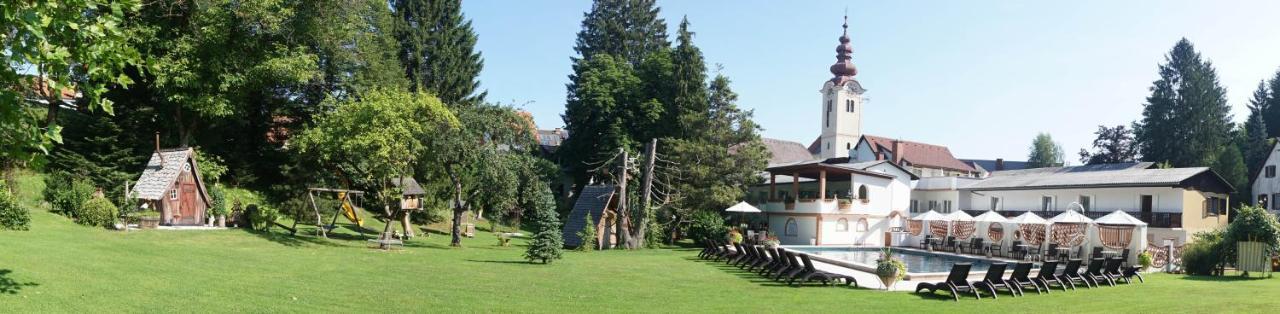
2, 172, 1280, 313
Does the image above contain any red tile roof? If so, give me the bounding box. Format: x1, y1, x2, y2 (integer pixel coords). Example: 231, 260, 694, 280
860, 135, 976, 173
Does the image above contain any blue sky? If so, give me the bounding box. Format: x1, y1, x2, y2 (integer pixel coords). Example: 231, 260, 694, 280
461, 0, 1280, 162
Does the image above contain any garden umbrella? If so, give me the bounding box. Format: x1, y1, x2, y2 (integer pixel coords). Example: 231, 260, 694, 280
944, 211, 976, 239
1007, 212, 1049, 247
724, 201, 762, 229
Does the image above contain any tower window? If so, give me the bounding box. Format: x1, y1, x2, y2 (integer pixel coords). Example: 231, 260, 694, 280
846, 143, 851, 150
827, 100, 832, 112
846, 99, 854, 112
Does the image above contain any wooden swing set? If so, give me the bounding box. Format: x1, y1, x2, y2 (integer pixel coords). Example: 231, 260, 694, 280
306, 187, 367, 239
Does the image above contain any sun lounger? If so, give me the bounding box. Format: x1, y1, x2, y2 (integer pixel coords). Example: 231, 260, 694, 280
973, 263, 1019, 298
1033, 260, 1073, 292
915, 263, 980, 301
1007, 262, 1043, 295
1085, 258, 1115, 287
1103, 257, 1130, 284
789, 254, 857, 287
779, 251, 807, 282
761, 248, 788, 276
746, 246, 772, 271
1060, 259, 1094, 289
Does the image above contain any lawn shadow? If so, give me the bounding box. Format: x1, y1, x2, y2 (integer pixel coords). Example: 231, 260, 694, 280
0, 270, 39, 295
466, 259, 534, 265
1180, 274, 1274, 282
246, 229, 343, 248
685, 256, 876, 290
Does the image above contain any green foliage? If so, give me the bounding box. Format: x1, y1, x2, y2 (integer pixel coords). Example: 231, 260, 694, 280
1078, 125, 1138, 165
1027, 132, 1065, 168
1138, 251, 1153, 269
1244, 82, 1271, 177
561, 54, 655, 185
46, 110, 145, 192
875, 247, 907, 280
1224, 205, 1280, 252
666, 17, 709, 139
1135, 38, 1233, 168
297, 0, 408, 100
576, 212, 597, 251
1182, 230, 1226, 276
1212, 141, 1247, 201
79, 197, 120, 228
1, 0, 141, 162
195, 152, 229, 185
572, 0, 669, 66
1260, 70, 1280, 138
43, 173, 96, 220
686, 211, 727, 245
394, 0, 486, 106
524, 185, 564, 264
0, 181, 31, 231
208, 185, 229, 217
244, 204, 280, 231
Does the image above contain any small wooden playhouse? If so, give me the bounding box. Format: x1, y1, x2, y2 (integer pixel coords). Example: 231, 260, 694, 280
561, 185, 618, 249
130, 147, 213, 226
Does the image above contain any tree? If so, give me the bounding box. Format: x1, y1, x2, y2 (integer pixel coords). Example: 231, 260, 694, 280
1135, 39, 1233, 167
524, 185, 563, 264
1078, 125, 1138, 165
1261, 70, 1280, 138
393, 0, 486, 106
666, 17, 709, 139
1213, 135, 1247, 205
293, 89, 457, 239
1027, 133, 1065, 168
665, 73, 769, 244
560, 54, 658, 186
1245, 82, 1273, 175
1, 0, 141, 169
572, 0, 669, 67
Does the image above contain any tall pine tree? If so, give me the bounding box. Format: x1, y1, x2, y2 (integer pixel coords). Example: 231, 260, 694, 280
524, 184, 563, 264
394, 0, 486, 107
668, 17, 709, 139
572, 0, 668, 66
1135, 38, 1232, 167
1263, 70, 1280, 138
1244, 81, 1272, 175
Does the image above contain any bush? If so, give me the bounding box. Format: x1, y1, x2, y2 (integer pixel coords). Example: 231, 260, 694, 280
1182, 230, 1225, 276
44, 173, 94, 219
524, 186, 563, 264
244, 204, 280, 231
78, 197, 119, 228
0, 181, 31, 231
1224, 205, 1280, 252
687, 211, 728, 245
576, 212, 596, 252
208, 185, 228, 217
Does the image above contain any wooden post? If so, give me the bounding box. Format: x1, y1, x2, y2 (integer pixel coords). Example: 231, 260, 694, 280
819, 170, 827, 201
630, 139, 657, 249
307, 190, 326, 238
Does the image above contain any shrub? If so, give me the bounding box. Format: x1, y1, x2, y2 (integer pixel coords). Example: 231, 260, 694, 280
1224, 205, 1280, 252
78, 197, 119, 228
687, 211, 728, 245
576, 212, 596, 251
1182, 230, 1225, 276
43, 173, 94, 219
1138, 251, 1153, 269
0, 181, 31, 231
524, 186, 563, 263
208, 185, 228, 217
245, 204, 280, 231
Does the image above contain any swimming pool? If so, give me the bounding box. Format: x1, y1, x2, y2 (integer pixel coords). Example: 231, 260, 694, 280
788, 246, 1010, 273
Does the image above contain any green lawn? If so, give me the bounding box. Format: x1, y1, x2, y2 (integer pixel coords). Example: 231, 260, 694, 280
2, 173, 1280, 312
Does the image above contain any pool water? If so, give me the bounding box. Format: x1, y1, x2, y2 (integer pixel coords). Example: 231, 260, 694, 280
790, 247, 1010, 273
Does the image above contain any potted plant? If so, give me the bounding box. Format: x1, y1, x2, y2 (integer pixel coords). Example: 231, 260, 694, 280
875, 247, 907, 290
1138, 250, 1153, 271
138, 210, 161, 229
763, 235, 780, 248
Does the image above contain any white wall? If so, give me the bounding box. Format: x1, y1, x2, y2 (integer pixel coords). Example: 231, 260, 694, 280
959, 187, 1185, 213
771, 215, 817, 245
1252, 143, 1280, 214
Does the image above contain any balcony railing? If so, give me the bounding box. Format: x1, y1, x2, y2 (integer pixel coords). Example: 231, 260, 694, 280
959, 210, 1182, 228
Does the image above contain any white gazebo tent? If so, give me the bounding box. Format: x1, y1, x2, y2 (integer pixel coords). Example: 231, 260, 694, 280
943, 211, 977, 241
973, 211, 1009, 253
1093, 210, 1148, 265
1007, 212, 1050, 257
1049, 209, 1095, 258
908, 210, 947, 247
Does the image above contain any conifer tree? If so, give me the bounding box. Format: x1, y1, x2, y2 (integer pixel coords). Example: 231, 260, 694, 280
524, 185, 564, 264
1244, 82, 1272, 175
1263, 70, 1280, 138
572, 0, 669, 66
394, 0, 486, 106
1135, 38, 1232, 167
576, 212, 597, 251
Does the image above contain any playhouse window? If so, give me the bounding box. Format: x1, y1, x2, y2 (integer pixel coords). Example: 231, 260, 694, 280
170, 189, 177, 200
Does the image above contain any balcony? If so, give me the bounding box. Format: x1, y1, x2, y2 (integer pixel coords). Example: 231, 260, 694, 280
959, 210, 1183, 228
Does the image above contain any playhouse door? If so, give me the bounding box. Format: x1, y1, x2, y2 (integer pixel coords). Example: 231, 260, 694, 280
181, 182, 198, 225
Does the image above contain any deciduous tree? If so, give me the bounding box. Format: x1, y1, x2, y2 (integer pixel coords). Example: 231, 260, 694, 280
1027, 133, 1064, 168
1078, 125, 1138, 165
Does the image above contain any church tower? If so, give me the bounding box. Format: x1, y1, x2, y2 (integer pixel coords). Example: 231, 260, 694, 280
818, 15, 865, 159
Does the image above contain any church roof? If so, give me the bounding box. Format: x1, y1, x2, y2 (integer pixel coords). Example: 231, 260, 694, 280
762, 137, 816, 166
858, 135, 977, 173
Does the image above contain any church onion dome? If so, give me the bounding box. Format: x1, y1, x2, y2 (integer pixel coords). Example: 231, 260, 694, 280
829, 15, 859, 86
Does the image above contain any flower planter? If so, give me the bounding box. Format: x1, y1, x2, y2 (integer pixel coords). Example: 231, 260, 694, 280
878, 273, 899, 291
217, 215, 226, 228
140, 217, 160, 229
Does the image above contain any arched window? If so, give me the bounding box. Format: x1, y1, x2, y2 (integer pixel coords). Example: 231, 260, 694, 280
784, 218, 798, 236
836, 218, 849, 232
855, 218, 869, 232
857, 185, 869, 201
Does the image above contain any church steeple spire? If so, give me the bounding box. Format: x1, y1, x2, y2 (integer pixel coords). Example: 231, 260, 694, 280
829, 14, 858, 84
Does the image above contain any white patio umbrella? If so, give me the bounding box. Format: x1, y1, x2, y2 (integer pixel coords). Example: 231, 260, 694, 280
1007, 212, 1050, 252
724, 201, 762, 229
1093, 210, 1148, 264
943, 211, 975, 221
943, 211, 977, 241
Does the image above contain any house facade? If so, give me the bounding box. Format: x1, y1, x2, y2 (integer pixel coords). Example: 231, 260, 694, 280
130, 148, 212, 226
1251, 140, 1280, 214
751, 159, 916, 246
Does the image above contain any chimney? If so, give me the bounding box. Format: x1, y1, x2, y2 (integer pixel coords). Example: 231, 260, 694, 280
155, 132, 164, 167
996, 158, 1005, 171
892, 140, 905, 165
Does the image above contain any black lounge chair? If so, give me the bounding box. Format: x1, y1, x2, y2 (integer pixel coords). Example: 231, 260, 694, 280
1121, 265, 1145, 283
974, 263, 1019, 298
1103, 257, 1130, 284
1060, 259, 1094, 289
747, 246, 772, 271
1084, 258, 1115, 287
1007, 262, 1043, 295
789, 254, 857, 287
742, 245, 765, 269
1090, 247, 1104, 259
763, 247, 790, 277
758, 248, 781, 275
1044, 243, 1059, 261
1033, 260, 1073, 291
729, 243, 752, 266
915, 263, 980, 301
778, 251, 807, 282
988, 241, 1003, 257
712, 241, 736, 262
1009, 240, 1024, 259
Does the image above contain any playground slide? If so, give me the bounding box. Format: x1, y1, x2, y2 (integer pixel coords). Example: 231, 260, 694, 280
338, 192, 364, 226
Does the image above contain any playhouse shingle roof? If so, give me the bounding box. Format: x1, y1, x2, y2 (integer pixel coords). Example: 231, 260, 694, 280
561, 185, 615, 248
131, 149, 195, 200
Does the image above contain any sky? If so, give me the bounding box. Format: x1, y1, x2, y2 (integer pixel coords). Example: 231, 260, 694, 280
460, 0, 1280, 162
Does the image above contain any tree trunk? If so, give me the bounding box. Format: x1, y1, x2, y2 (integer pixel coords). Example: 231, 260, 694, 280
401, 210, 414, 239
629, 139, 657, 249
448, 165, 465, 247
616, 148, 630, 249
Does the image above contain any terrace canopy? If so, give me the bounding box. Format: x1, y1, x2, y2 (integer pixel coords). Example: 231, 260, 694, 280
1049, 210, 1093, 247
972, 211, 1008, 244
1093, 210, 1149, 261
1008, 212, 1049, 246
763, 160, 896, 202
944, 211, 976, 239
909, 210, 946, 238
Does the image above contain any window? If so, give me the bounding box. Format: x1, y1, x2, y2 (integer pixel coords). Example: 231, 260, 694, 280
1206, 197, 1225, 216
825, 112, 830, 127
943, 200, 952, 213
990, 197, 1000, 211
855, 218, 869, 232
170, 189, 178, 200
1041, 196, 1054, 211
857, 185, 869, 201
1078, 195, 1092, 212
1268, 165, 1277, 178
929, 200, 938, 211
827, 100, 832, 112
1273, 193, 1280, 211
846, 142, 852, 150
910, 200, 919, 213
836, 218, 849, 232
784, 218, 798, 236
845, 99, 854, 112
1260, 194, 1270, 209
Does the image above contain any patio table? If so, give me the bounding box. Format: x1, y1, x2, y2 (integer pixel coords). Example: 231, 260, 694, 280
1014, 244, 1035, 260
1054, 247, 1072, 260
1102, 250, 1120, 259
